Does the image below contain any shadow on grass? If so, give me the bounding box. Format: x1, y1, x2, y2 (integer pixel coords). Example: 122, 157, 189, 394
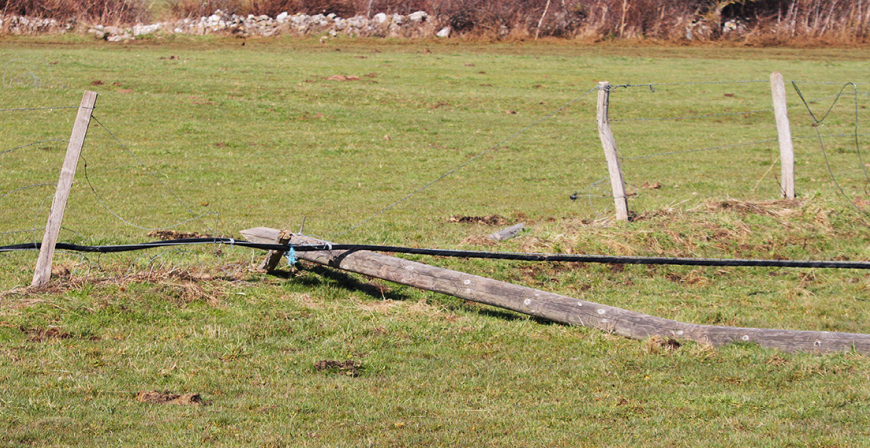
280, 264, 556, 326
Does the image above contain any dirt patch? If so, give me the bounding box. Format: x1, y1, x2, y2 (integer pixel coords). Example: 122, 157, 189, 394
646, 335, 681, 353
326, 74, 360, 81
135, 390, 205, 405
51, 265, 71, 277
22, 326, 71, 342
460, 235, 497, 247
705, 199, 802, 216
314, 359, 362, 377
449, 215, 508, 226
147, 230, 211, 240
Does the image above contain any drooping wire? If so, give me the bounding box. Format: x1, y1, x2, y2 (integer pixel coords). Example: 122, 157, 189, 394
791, 81, 869, 215
334, 85, 601, 239
620, 138, 779, 161
610, 80, 768, 90
89, 115, 220, 233
0, 183, 56, 199
0, 106, 78, 113
0, 139, 67, 156
80, 154, 217, 232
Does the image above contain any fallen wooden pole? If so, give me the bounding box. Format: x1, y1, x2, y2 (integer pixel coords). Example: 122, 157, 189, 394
241, 227, 870, 355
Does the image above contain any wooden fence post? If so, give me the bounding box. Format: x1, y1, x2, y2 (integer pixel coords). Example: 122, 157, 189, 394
597, 81, 630, 221
770, 71, 795, 199
31, 91, 98, 288
258, 229, 293, 272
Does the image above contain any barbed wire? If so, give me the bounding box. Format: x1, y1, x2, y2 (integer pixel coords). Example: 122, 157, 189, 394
608, 80, 769, 92
89, 115, 220, 234
794, 132, 870, 141
610, 91, 846, 123
0, 182, 56, 200
612, 108, 773, 123
334, 85, 601, 239
792, 81, 870, 216
620, 138, 778, 161
0, 139, 67, 156
0, 106, 77, 113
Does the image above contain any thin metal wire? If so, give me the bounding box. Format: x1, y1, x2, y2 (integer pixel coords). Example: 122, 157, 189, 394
609, 80, 768, 91
612, 109, 773, 123
794, 133, 870, 141
0, 106, 78, 112
89, 115, 219, 233
792, 81, 869, 215
335, 86, 601, 239
610, 91, 843, 123
79, 154, 217, 232
620, 138, 778, 161
0, 228, 43, 236
0, 139, 67, 156
0, 182, 56, 199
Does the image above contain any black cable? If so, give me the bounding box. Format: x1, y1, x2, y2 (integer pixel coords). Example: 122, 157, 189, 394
4, 238, 870, 270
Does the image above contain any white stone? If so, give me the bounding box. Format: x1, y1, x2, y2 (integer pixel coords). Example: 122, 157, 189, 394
408, 11, 427, 22
276, 12, 288, 23
374, 13, 387, 24
133, 23, 161, 36
436, 26, 450, 37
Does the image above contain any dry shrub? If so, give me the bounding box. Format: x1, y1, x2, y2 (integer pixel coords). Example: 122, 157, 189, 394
722, 0, 870, 43
0, 0, 149, 23
4, 0, 869, 42
167, 0, 359, 17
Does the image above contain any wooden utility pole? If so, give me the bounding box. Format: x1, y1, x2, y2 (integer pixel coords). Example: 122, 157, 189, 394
32, 91, 98, 288
241, 227, 870, 355
770, 71, 796, 199
597, 81, 630, 220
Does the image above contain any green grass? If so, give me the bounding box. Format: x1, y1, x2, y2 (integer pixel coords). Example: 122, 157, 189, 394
2, 36, 870, 446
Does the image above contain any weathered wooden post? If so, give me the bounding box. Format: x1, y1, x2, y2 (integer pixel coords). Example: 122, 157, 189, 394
597, 81, 630, 220
32, 91, 98, 288
258, 229, 293, 272
770, 71, 795, 199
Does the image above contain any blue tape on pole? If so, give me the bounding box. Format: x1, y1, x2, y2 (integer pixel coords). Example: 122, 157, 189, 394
286, 246, 297, 266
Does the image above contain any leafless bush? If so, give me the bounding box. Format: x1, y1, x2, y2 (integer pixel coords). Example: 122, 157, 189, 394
2, 0, 868, 42
735, 0, 870, 42
0, 0, 148, 23
167, 0, 358, 17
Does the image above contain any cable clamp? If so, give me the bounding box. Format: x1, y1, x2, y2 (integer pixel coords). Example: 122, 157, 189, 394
228, 238, 235, 247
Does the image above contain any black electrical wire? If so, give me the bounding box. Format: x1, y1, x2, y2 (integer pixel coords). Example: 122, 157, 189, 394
3, 238, 870, 270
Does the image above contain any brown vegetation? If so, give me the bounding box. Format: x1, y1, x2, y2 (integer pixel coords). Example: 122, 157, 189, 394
0, 0, 868, 42
0, 0, 148, 23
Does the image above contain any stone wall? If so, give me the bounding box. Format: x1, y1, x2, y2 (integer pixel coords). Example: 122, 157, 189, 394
1, 10, 448, 41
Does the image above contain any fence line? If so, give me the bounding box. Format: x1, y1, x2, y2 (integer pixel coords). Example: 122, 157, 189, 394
0, 139, 68, 156
89, 115, 220, 234
333, 85, 601, 239
571, 77, 868, 219
0, 106, 77, 113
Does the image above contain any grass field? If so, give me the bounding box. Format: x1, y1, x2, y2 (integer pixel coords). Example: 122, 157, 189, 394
2, 36, 870, 446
